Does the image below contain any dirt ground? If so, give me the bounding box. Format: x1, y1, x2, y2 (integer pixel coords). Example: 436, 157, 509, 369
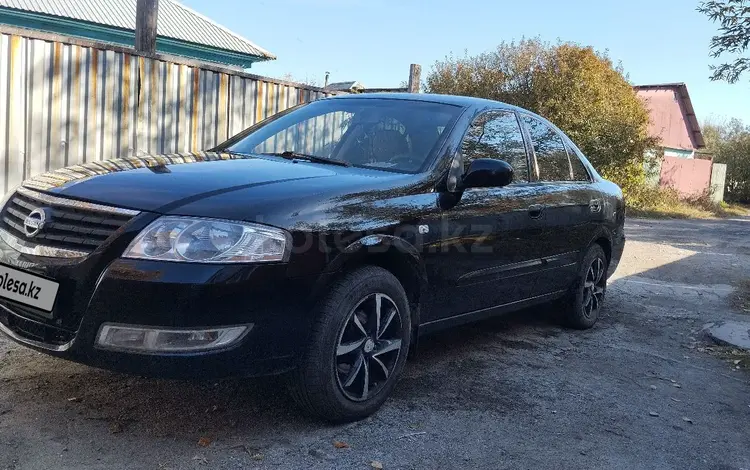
2, 216, 750, 470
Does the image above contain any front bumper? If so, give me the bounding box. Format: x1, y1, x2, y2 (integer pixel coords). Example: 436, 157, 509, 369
0, 252, 321, 379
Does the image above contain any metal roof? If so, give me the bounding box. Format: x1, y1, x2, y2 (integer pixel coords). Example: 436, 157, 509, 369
633, 83, 705, 149
325, 81, 365, 92
0, 0, 275, 59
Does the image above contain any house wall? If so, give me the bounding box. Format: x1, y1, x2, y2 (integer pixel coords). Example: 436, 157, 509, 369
663, 147, 694, 159
637, 88, 696, 152
644, 150, 663, 188
0, 27, 335, 196
659, 156, 712, 197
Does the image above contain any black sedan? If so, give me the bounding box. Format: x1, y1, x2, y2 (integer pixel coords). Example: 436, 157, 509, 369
0, 93, 624, 422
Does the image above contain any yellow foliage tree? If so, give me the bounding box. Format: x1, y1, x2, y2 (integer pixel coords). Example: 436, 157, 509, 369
425, 38, 659, 194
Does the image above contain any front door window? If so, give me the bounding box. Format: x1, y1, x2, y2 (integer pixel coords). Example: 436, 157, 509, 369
461, 111, 529, 182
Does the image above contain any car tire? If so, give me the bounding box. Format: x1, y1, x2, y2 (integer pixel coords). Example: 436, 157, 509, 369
288, 265, 411, 422
562, 244, 608, 330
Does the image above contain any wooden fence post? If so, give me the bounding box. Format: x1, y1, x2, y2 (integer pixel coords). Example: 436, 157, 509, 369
135, 0, 159, 54
408, 64, 421, 93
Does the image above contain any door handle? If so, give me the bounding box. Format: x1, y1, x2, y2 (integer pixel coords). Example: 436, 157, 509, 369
528, 204, 545, 219
589, 199, 602, 213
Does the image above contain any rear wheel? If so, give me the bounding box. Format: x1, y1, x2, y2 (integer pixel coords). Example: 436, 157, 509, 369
289, 266, 411, 422
563, 244, 608, 329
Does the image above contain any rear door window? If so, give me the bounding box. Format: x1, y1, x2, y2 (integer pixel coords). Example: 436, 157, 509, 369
521, 115, 573, 182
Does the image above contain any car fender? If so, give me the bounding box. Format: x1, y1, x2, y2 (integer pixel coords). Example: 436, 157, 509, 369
310, 234, 427, 331
326, 234, 427, 288
584, 226, 615, 262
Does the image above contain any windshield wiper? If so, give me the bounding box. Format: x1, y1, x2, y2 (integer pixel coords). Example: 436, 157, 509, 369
221, 149, 254, 157
260, 151, 351, 167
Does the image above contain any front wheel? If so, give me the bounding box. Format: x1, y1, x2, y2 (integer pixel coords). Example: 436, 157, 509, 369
288, 266, 411, 422
562, 244, 608, 329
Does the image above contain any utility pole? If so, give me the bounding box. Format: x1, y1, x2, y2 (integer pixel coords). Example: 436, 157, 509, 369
135, 0, 159, 55
408, 64, 421, 93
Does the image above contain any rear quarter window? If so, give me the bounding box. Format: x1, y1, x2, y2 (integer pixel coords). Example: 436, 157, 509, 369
565, 140, 592, 182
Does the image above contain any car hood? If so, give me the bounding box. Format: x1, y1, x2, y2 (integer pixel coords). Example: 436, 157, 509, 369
20, 152, 415, 216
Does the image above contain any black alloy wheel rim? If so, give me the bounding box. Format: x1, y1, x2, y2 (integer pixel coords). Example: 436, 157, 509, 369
583, 256, 606, 318
335, 293, 403, 402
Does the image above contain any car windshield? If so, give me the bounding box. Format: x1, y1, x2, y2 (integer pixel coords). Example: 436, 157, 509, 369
225, 98, 462, 173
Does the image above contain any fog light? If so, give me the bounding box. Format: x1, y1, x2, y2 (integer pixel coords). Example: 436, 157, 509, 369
96, 324, 251, 353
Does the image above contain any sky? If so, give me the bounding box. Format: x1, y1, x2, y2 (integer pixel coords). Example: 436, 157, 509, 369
181, 0, 750, 124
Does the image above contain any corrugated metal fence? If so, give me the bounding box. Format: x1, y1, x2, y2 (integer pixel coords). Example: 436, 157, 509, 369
659, 156, 713, 197
0, 27, 335, 196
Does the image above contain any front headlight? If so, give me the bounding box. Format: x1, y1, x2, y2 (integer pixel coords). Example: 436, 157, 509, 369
123, 216, 290, 263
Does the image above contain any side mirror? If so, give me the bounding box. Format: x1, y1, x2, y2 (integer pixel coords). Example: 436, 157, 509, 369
461, 158, 514, 189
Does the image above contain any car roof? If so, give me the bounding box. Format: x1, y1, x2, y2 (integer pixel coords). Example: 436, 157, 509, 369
325, 92, 524, 111
325, 92, 566, 135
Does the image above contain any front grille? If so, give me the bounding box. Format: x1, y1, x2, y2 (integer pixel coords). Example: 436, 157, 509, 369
0, 303, 75, 346
0, 187, 139, 256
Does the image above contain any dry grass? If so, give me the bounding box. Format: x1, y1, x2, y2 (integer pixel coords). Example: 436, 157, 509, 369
627, 203, 715, 219
626, 186, 750, 220
701, 344, 750, 371
718, 202, 750, 218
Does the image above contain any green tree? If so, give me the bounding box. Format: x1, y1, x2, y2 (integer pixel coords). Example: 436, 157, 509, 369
425, 38, 657, 194
703, 118, 750, 202
698, 0, 750, 83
